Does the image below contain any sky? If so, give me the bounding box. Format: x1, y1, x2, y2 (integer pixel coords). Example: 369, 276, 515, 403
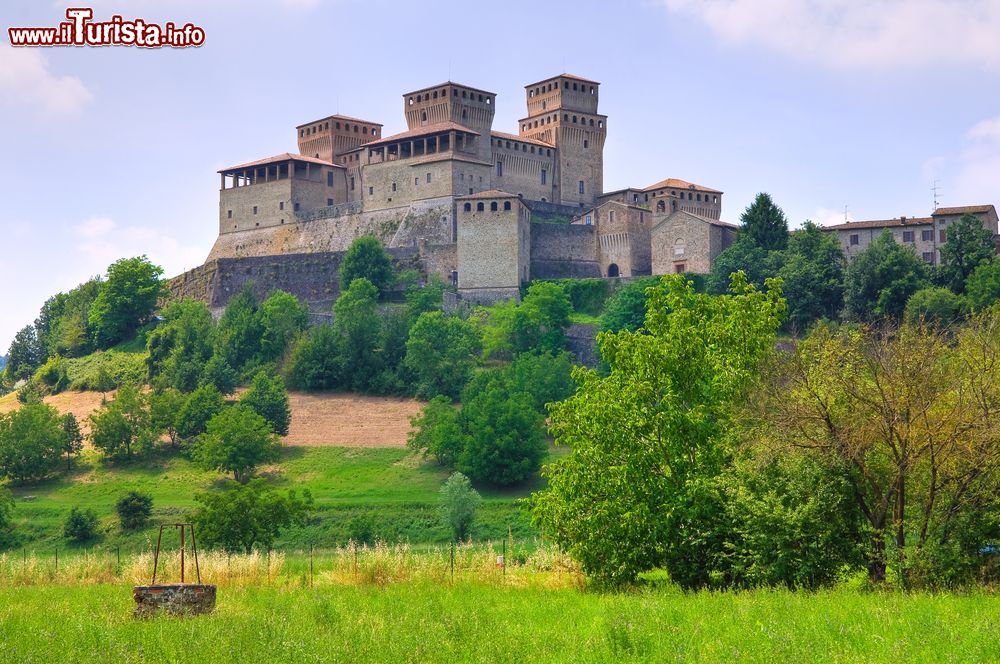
2, 0, 999, 351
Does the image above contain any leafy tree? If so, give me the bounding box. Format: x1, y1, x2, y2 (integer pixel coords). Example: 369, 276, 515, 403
214, 282, 263, 377
777, 221, 846, 330
200, 353, 238, 395
41, 279, 102, 358
339, 235, 395, 297
407, 396, 465, 466
462, 351, 576, 415
708, 238, 783, 295
88, 383, 155, 460
939, 213, 995, 294
965, 260, 1000, 311
404, 311, 482, 399
458, 385, 546, 486
116, 490, 153, 530
61, 413, 83, 471
531, 274, 785, 587
332, 278, 382, 391
740, 192, 789, 251
63, 507, 99, 543
150, 388, 185, 447
4, 325, 44, 381
0, 403, 66, 483
600, 277, 659, 333
146, 298, 215, 392
439, 472, 481, 542
844, 230, 931, 322
194, 405, 280, 482
239, 371, 291, 436
88, 256, 165, 348
192, 479, 311, 553
512, 282, 572, 354
371, 308, 411, 394
0, 488, 13, 532
15, 380, 44, 405
904, 287, 967, 327
285, 325, 341, 390
258, 290, 309, 363
35, 356, 70, 393
405, 274, 446, 323
175, 384, 225, 440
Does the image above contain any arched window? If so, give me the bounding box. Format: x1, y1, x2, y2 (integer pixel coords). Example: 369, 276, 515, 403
607, 263, 620, 278
476, 202, 484, 211
674, 238, 686, 256
656, 200, 666, 213
421, 111, 427, 122
609, 210, 616, 223
503, 201, 511, 210
463, 202, 471, 212
490, 201, 498, 211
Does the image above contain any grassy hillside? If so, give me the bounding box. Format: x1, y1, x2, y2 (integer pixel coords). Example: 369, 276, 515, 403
3, 444, 558, 553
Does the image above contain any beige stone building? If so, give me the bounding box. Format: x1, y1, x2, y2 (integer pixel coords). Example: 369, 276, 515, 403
822, 205, 999, 264
650, 210, 738, 275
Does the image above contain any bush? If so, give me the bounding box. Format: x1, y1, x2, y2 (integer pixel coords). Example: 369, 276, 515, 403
175, 384, 225, 440
407, 396, 464, 466
965, 261, 1000, 311
192, 479, 311, 553
63, 507, 99, 543
404, 311, 482, 400
458, 386, 546, 486
439, 472, 481, 542
240, 371, 291, 436
339, 236, 395, 297
0, 403, 67, 483
0, 488, 14, 532
600, 277, 659, 333
553, 279, 611, 316
904, 287, 967, 327
285, 325, 341, 391
116, 490, 153, 530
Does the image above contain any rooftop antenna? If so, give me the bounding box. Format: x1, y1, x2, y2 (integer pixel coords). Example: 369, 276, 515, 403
844, 204, 849, 223
932, 180, 942, 211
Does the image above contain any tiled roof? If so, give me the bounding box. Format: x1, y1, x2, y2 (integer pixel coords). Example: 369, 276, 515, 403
525, 73, 600, 88
490, 131, 555, 148
296, 114, 384, 129
362, 122, 480, 148
457, 189, 523, 200
219, 153, 343, 173
822, 217, 933, 231
643, 178, 723, 194
933, 205, 996, 216
403, 81, 496, 97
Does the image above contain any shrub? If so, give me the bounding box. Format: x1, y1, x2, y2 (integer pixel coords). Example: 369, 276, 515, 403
116, 490, 154, 530
240, 371, 291, 436
904, 287, 967, 327
339, 236, 395, 297
0, 403, 67, 483
192, 479, 311, 553
404, 311, 482, 400
175, 384, 225, 440
285, 325, 341, 390
600, 277, 659, 333
63, 507, 99, 543
407, 396, 464, 466
458, 386, 546, 486
439, 472, 481, 542
555, 279, 611, 316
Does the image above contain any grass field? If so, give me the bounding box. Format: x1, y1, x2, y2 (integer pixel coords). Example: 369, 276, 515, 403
2, 445, 553, 552
1, 583, 997, 662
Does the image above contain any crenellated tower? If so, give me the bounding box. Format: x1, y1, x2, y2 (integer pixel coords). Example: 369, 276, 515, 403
402, 82, 496, 164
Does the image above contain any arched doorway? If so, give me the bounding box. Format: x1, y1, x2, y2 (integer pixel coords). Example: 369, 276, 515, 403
607, 263, 620, 278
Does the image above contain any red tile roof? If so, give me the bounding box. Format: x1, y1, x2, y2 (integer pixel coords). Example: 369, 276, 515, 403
823, 217, 933, 231
296, 114, 384, 129
643, 178, 723, 194
932, 205, 996, 216
218, 153, 343, 173
362, 122, 480, 148
490, 131, 555, 148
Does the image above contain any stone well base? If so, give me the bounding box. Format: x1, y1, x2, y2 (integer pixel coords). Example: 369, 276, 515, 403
133, 584, 216, 617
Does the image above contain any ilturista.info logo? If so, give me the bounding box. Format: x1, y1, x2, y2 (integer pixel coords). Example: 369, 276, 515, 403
8, 8, 205, 48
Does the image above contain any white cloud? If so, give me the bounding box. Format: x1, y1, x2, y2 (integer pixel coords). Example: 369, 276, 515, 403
75, 216, 115, 238
951, 114, 1000, 204
812, 206, 854, 227
0, 44, 93, 116
660, 0, 1000, 71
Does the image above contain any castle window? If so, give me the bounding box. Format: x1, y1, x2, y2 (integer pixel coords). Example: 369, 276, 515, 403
453, 89, 458, 96
573, 116, 578, 123
530, 146, 535, 154
609, 210, 615, 223
426, 173, 432, 183
585, 215, 592, 225
372, 128, 377, 136
541, 169, 547, 185
496, 162, 503, 177
564, 114, 569, 121
490, 202, 498, 211
392, 182, 396, 192
590, 86, 595, 94
336, 122, 341, 129
696, 194, 701, 201
922, 229, 933, 241
464, 202, 472, 212
850, 234, 859, 246
327, 172, 334, 186
579, 181, 585, 195
713, 196, 718, 204
369, 186, 374, 195
598, 120, 603, 128
252, 206, 258, 215
590, 119, 594, 126
506, 141, 511, 149
486, 97, 491, 105
227, 210, 232, 218
460, 173, 464, 181
656, 200, 665, 213
294, 202, 300, 211
504, 201, 511, 211
584, 139, 589, 148
415, 177, 419, 186
421, 111, 427, 122
408, 97, 413, 105
279, 201, 284, 210
674, 238, 686, 256
350, 177, 355, 190
564, 81, 569, 89
476, 202, 484, 211
688, 192, 693, 200
462, 91, 467, 98
327, 198, 334, 206
432, 91, 437, 99
299, 130, 303, 137
353, 125, 359, 133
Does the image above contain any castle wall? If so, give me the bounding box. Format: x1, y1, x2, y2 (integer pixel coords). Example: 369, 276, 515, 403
593, 203, 651, 277
529, 222, 600, 278
490, 136, 555, 202
651, 211, 733, 274
456, 195, 530, 295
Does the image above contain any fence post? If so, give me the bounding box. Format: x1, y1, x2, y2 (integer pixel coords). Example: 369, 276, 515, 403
353, 544, 358, 583
450, 541, 455, 583
502, 537, 506, 577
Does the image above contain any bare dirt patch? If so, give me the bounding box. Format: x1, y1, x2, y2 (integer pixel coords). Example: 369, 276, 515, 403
284, 392, 422, 448
0, 389, 110, 437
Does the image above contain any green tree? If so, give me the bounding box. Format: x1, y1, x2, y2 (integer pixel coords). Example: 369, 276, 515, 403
146, 298, 215, 392
88, 256, 165, 348
258, 290, 309, 363
194, 405, 280, 482
285, 325, 341, 390
531, 274, 785, 587
339, 236, 395, 297
116, 490, 154, 530
939, 213, 995, 294
239, 371, 291, 436
4, 325, 44, 382
405, 274, 446, 323
199, 353, 238, 395
150, 388, 185, 447
966, 260, 1000, 311
904, 287, 967, 327
63, 507, 99, 543
42, 279, 102, 358
600, 277, 658, 333
844, 230, 931, 322
175, 384, 225, 440
458, 386, 546, 486
214, 282, 263, 377
740, 192, 789, 251
332, 278, 382, 391
708, 238, 783, 295
778, 221, 846, 330
512, 282, 572, 354
0, 403, 66, 483
88, 383, 155, 460
462, 351, 576, 415
192, 479, 311, 553
438, 472, 481, 542
407, 396, 465, 466
404, 311, 482, 399
0, 488, 13, 532
61, 413, 83, 471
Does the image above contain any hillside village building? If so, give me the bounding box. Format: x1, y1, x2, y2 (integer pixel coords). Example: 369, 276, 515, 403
175, 73, 735, 306
822, 205, 999, 264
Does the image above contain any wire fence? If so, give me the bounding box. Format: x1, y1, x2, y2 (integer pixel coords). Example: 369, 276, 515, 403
0, 539, 583, 589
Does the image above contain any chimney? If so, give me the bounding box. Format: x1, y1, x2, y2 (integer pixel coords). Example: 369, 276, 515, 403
900, 216, 907, 224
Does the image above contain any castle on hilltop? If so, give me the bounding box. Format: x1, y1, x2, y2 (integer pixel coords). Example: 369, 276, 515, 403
173, 74, 735, 307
